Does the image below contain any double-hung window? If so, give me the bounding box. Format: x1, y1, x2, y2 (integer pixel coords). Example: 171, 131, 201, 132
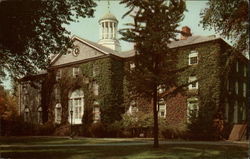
188, 51, 198, 65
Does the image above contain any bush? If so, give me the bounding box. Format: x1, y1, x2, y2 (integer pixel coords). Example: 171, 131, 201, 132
36, 122, 55, 136
160, 122, 187, 139
89, 122, 105, 137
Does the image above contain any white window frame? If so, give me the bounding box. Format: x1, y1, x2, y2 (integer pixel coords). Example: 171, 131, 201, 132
243, 82, 246, 97
130, 63, 135, 70
73, 67, 80, 78
242, 103, 246, 121
127, 100, 138, 115
37, 107, 43, 124
56, 70, 62, 81
188, 51, 198, 65
235, 81, 238, 94
187, 98, 199, 122
24, 107, 30, 122
225, 101, 229, 122
93, 65, 99, 77
54, 87, 60, 101
236, 61, 239, 72
93, 105, 101, 123
55, 103, 62, 124
188, 76, 198, 90
233, 101, 238, 123
93, 82, 99, 96
244, 65, 247, 77
68, 89, 84, 124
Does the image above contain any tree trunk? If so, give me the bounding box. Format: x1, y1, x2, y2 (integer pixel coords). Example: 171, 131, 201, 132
153, 87, 159, 148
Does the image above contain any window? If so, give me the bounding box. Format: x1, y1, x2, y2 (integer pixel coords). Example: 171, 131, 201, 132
242, 103, 246, 121
54, 88, 60, 102
225, 100, 229, 122
236, 61, 239, 72
24, 107, 30, 122
37, 107, 43, 124
158, 98, 166, 118
227, 80, 230, 90
188, 76, 198, 90
244, 65, 247, 77
235, 81, 238, 94
158, 85, 165, 94
93, 65, 99, 77
188, 51, 198, 65
55, 103, 62, 124
56, 70, 61, 81
68, 89, 84, 124
243, 82, 246, 97
93, 82, 99, 96
73, 67, 80, 77
72, 46, 80, 57
23, 84, 28, 95
128, 100, 138, 115
93, 105, 101, 123
233, 101, 238, 123
130, 63, 135, 70
187, 98, 199, 122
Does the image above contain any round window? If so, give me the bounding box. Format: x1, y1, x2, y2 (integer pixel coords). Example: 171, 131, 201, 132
73, 47, 80, 56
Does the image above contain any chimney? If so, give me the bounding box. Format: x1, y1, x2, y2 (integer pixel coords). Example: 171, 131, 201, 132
180, 26, 192, 40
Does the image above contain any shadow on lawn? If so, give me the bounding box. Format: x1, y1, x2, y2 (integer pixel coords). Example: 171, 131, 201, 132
1, 145, 248, 159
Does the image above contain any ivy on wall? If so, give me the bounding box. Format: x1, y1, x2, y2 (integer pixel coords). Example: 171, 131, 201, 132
40, 56, 125, 135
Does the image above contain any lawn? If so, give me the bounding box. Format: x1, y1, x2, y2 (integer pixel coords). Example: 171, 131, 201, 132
0, 137, 248, 159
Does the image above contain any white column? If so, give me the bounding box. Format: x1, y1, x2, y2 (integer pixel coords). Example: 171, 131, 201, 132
114, 23, 117, 39
102, 23, 105, 39
105, 22, 107, 39
108, 22, 111, 39
99, 23, 102, 39
112, 22, 115, 39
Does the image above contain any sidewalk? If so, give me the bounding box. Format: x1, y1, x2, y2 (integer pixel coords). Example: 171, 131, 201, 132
0, 140, 248, 148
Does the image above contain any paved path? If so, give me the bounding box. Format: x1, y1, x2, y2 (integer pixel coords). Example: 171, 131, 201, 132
0, 140, 248, 148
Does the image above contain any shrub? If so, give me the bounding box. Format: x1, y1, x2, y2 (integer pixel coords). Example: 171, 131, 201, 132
160, 122, 187, 139
89, 122, 105, 137
36, 122, 55, 136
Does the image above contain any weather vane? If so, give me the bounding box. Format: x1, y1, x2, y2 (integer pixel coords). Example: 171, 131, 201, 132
107, 0, 110, 12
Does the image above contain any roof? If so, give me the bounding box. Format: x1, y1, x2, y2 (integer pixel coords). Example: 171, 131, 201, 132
168, 35, 220, 48
50, 34, 224, 65
99, 12, 118, 22
119, 35, 221, 58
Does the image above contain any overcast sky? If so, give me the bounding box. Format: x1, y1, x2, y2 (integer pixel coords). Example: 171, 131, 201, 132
3, 0, 217, 89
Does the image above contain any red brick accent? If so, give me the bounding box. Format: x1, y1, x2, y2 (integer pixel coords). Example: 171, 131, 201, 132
165, 93, 187, 125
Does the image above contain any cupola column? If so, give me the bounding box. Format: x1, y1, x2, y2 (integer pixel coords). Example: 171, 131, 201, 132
98, 12, 121, 52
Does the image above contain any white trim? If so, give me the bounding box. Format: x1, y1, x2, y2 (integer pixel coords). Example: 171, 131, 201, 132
68, 89, 84, 124
188, 50, 198, 65
243, 82, 246, 97
50, 35, 109, 65
233, 101, 238, 123
235, 81, 238, 94
188, 76, 198, 90
55, 103, 62, 124
187, 98, 199, 122
72, 35, 110, 55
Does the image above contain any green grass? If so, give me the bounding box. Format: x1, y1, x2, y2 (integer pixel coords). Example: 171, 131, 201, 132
0, 136, 151, 145
0, 144, 248, 159
0, 137, 248, 159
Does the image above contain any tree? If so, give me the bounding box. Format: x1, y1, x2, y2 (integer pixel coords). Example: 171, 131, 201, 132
120, 0, 186, 147
200, 0, 249, 56
0, 0, 96, 82
0, 85, 17, 121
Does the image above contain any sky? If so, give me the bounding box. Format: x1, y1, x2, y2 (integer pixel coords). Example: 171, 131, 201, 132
3, 0, 217, 90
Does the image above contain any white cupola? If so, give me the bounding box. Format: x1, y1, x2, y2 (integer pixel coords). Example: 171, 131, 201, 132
98, 12, 121, 52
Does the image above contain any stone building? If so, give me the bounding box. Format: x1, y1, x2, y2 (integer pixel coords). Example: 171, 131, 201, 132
18, 12, 248, 135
